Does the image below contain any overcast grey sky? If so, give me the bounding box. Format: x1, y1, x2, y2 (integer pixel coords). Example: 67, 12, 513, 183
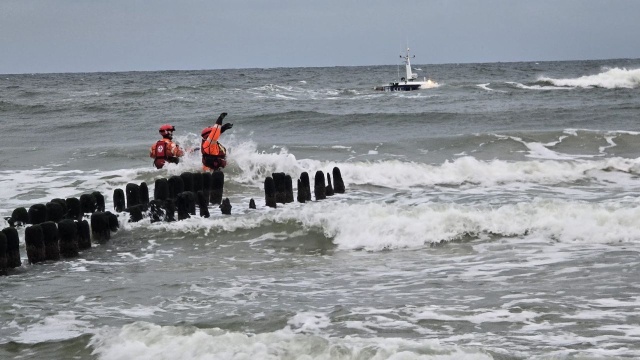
2, 0, 639, 74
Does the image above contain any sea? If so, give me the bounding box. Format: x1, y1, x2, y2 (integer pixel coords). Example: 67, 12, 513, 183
1, 59, 640, 359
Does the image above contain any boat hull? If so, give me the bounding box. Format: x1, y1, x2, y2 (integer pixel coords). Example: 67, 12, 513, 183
375, 83, 422, 91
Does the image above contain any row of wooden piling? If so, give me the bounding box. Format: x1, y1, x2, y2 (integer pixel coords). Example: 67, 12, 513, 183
111, 170, 229, 223
1, 191, 119, 275
1, 167, 346, 275
264, 167, 345, 208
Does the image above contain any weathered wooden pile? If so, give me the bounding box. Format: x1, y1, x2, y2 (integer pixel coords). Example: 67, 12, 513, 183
0, 167, 346, 275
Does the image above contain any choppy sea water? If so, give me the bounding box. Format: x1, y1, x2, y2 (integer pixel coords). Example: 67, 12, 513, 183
1, 59, 640, 359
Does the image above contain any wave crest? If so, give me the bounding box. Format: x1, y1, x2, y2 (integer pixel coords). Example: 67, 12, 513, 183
538, 67, 640, 89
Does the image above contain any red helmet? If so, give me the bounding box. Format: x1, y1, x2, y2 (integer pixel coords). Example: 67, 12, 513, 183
201, 126, 213, 138
159, 124, 175, 133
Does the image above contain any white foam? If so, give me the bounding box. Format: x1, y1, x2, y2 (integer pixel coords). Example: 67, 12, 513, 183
477, 83, 506, 93
506, 81, 570, 90
539, 67, 640, 89
89, 321, 492, 360
13, 311, 94, 344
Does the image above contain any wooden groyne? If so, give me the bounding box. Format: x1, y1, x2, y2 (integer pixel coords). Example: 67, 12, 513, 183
1, 167, 346, 275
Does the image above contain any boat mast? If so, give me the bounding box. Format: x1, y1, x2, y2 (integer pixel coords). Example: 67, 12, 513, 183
401, 47, 416, 81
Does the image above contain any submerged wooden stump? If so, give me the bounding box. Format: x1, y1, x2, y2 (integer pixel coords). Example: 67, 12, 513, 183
220, 198, 232, 215
164, 199, 176, 222
127, 204, 145, 223
149, 199, 165, 223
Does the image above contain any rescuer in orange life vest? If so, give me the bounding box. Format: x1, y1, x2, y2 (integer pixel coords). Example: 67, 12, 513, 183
201, 112, 233, 171
149, 124, 185, 169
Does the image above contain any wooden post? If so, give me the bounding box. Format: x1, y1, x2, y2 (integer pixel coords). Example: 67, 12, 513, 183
326, 173, 334, 196
112, 189, 125, 213
180, 172, 194, 192
154, 178, 169, 201
91, 212, 111, 243
92, 191, 106, 212
197, 191, 210, 218
176, 192, 191, 220
0, 232, 7, 275
264, 177, 277, 208
46, 201, 65, 223
297, 179, 306, 203
300, 172, 311, 201
333, 167, 345, 193
80, 193, 97, 214
76, 220, 91, 251
210, 171, 224, 205
139, 183, 149, 205
25, 225, 46, 264
2, 227, 21, 268
28, 204, 47, 225
193, 172, 204, 193
59, 219, 82, 255
41, 221, 60, 261
272, 172, 287, 204
285, 175, 294, 203
168, 175, 184, 200
125, 183, 140, 208
314, 171, 326, 200
10, 207, 29, 227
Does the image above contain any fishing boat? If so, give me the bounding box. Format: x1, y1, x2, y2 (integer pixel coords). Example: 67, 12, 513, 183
375, 47, 438, 91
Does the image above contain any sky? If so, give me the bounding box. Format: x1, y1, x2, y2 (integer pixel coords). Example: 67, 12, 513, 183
1, 0, 640, 74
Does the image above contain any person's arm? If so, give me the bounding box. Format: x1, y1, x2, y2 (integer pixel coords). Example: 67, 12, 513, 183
174, 144, 184, 157
215, 112, 227, 126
